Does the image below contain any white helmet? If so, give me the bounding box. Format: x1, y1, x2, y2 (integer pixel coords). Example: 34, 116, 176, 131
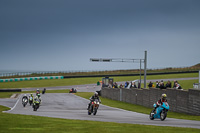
94, 92, 98, 96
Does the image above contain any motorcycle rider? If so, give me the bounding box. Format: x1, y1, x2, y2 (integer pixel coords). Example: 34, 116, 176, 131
29, 93, 34, 99
37, 93, 42, 103
30, 93, 33, 98
154, 93, 167, 113
36, 89, 40, 96
33, 95, 40, 105
87, 92, 101, 110
22, 94, 28, 102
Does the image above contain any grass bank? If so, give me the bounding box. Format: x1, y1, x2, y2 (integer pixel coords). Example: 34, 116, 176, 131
0, 73, 198, 89
0, 105, 200, 133
75, 92, 200, 121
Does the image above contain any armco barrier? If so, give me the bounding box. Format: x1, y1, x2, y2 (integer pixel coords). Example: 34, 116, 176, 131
0, 89, 21, 92
0, 76, 64, 82
101, 87, 200, 115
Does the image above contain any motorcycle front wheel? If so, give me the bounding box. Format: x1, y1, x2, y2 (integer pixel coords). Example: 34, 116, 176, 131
93, 108, 97, 115
160, 111, 167, 121
149, 110, 155, 120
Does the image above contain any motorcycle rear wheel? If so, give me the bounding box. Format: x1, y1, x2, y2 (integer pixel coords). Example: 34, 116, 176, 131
88, 111, 91, 115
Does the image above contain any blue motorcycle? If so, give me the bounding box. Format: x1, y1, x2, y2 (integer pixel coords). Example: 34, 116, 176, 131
149, 102, 169, 121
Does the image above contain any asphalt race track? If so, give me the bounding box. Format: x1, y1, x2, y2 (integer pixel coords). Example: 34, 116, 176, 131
3, 93, 200, 129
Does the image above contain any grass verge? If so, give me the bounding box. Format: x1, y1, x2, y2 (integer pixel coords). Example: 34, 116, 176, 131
0, 105, 200, 133
0, 73, 198, 89
75, 92, 200, 121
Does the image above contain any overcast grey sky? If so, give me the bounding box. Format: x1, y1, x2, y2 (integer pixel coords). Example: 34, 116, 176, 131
0, 0, 200, 71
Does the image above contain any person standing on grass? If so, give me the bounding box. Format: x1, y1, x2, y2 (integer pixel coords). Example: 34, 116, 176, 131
165, 81, 172, 88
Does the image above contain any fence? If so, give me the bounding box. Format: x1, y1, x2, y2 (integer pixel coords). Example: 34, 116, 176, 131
0, 76, 63, 82
101, 87, 200, 115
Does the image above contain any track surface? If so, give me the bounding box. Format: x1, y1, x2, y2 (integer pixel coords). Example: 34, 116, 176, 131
4, 93, 200, 129
1, 77, 200, 129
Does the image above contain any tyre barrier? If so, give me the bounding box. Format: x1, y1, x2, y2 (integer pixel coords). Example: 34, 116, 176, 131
0, 89, 21, 92
0, 76, 64, 82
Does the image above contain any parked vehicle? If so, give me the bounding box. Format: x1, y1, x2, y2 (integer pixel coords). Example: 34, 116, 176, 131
149, 102, 169, 121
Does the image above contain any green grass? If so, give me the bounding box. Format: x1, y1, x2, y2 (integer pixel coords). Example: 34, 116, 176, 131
0, 73, 198, 89
0, 105, 200, 133
75, 92, 200, 121
0, 92, 14, 98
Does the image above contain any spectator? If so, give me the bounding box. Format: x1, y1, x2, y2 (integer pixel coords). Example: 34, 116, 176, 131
132, 82, 137, 88
125, 81, 129, 88
119, 84, 124, 88
156, 81, 160, 88
159, 80, 165, 89
165, 81, 172, 88
175, 82, 182, 90
173, 80, 178, 88
148, 81, 153, 88
113, 82, 118, 88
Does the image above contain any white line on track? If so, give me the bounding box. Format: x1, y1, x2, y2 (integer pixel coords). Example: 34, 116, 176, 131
3, 94, 22, 113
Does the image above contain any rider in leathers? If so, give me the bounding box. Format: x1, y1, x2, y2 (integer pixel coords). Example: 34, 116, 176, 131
154, 93, 167, 113
87, 92, 101, 110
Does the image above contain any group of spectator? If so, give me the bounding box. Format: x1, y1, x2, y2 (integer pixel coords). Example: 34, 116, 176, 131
148, 80, 182, 90
113, 81, 140, 89
111, 80, 182, 90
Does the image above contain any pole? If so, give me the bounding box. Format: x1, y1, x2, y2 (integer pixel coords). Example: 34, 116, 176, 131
140, 59, 141, 89
144, 51, 147, 88
199, 70, 200, 89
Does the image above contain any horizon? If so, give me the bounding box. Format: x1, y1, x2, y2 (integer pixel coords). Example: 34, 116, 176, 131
0, 63, 199, 73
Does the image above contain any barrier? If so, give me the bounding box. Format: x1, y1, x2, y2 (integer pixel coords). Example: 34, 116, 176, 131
0, 89, 21, 92
0, 76, 64, 82
101, 87, 200, 115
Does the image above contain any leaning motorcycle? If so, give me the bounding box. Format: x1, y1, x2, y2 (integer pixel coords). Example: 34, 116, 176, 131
22, 98, 28, 107
149, 102, 169, 121
88, 99, 100, 115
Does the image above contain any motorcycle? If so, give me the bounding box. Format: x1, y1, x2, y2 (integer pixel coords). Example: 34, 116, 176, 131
149, 102, 169, 121
29, 96, 33, 106
33, 99, 40, 111
42, 88, 46, 94
22, 98, 28, 107
69, 88, 77, 93
88, 99, 100, 115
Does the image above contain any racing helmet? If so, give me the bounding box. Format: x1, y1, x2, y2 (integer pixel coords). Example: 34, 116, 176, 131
161, 93, 167, 100
30, 93, 33, 96
94, 92, 98, 97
